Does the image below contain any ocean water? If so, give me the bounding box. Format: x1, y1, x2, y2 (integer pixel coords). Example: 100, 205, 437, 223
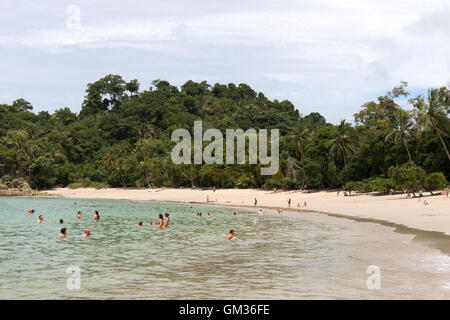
0, 196, 449, 299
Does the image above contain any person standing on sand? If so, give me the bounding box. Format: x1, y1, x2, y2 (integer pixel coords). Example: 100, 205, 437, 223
254, 198, 257, 207
226, 230, 236, 241
445, 186, 449, 198
288, 198, 291, 208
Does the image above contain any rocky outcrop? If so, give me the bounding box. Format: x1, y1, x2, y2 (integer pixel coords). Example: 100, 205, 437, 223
0, 176, 34, 196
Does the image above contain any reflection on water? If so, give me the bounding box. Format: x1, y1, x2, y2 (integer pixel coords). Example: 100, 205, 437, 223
0, 197, 449, 299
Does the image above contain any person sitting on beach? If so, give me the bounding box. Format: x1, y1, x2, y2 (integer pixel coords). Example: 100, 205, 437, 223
82, 229, 91, 238
226, 230, 236, 241
164, 213, 170, 227
138, 222, 143, 228
59, 219, 64, 224
157, 214, 164, 229
37, 215, 43, 223
423, 200, 430, 206
77, 211, 82, 219
93, 211, 100, 221
58, 228, 69, 238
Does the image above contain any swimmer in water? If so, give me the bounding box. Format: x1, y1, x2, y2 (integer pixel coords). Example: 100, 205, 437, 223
138, 222, 143, 228
164, 213, 170, 228
93, 211, 100, 221
207, 213, 211, 218
225, 230, 236, 241
37, 215, 43, 223
82, 229, 91, 238
77, 211, 82, 219
27, 209, 33, 215
151, 221, 155, 226
58, 227, 69, 238
59, 219, 64, 224
157, 214, 164, 229
233, 212, 237, 217
258, 209, 263, 215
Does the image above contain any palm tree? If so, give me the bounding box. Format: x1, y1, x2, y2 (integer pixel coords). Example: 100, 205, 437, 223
412, 88, 450, 162
385, 109, 414, 162
327, 120, 355, 166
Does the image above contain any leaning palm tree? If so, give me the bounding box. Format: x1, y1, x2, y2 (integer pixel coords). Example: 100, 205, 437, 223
385, 109, 414, 162
327, 120, 355, 166
412, 88, 450, 162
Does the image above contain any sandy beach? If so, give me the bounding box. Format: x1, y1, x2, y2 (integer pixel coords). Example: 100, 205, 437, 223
44, 188, 450, 236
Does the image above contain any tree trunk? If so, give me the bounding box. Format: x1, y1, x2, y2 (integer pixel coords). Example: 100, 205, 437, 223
437, 131, 450, 162
402, 134, 412, 162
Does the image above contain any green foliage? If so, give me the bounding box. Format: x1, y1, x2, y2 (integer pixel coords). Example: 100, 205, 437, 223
424, 172, 448, 191
0, 77, 448, 190
388, 163, 426, 191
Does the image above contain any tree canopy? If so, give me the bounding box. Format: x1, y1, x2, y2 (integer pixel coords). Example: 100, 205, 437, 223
0, 75, 448, 191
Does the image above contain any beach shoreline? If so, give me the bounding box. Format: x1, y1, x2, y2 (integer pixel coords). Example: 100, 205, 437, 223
42, 187, 450, 237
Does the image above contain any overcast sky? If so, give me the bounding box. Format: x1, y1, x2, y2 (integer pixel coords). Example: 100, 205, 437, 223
0, 0, 449, 123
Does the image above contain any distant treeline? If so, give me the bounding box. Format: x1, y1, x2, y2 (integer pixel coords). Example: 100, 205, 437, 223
0, 76, 448, 192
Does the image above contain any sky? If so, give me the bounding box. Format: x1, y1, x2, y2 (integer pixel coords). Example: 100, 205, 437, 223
0, 0, 449, 123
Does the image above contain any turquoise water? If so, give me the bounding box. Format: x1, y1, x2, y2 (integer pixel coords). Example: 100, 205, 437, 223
0, 197, 449, 299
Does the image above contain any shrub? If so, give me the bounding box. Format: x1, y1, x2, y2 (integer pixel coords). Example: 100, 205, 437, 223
424, 172, 448, 192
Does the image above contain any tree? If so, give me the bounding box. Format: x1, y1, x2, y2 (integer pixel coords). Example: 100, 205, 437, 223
411, 87, 450, 162
385, 109, 414, 162
388, 162, 426, 194
327, 120, 355, 166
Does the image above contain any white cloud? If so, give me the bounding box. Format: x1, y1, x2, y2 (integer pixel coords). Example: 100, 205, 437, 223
0, 0, 448, 122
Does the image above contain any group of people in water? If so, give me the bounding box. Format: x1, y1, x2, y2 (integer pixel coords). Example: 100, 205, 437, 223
27, 207, 97, 238
137, 213, 170, 229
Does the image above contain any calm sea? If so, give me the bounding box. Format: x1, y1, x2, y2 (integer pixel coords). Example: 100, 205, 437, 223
0, 197, 449, 299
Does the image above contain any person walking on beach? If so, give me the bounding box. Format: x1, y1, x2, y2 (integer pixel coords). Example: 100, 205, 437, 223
225, 230, 236, 241
58, 228, 69, 238
164, 213, 170, 228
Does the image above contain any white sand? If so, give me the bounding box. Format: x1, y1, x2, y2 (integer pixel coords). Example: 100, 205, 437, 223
44, 188, 450, 235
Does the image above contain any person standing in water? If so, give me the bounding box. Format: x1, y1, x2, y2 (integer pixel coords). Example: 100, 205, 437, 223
37, 215, 43, 223
58, 219, 64, 224
207, 213, 211, 218
77, 211, 82, 219
258, 209, 263, 215
233, 212, 237, 217
226, 230, 236, 241
157, 214, 164, 229
164, 213, 170, 228
58, 228, 69, 238
82, 229, 91, 238
138, 222, 143, 228
93, 211, 100, 221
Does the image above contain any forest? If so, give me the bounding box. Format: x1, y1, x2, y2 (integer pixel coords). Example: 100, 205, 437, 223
0, 75, 449, 193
